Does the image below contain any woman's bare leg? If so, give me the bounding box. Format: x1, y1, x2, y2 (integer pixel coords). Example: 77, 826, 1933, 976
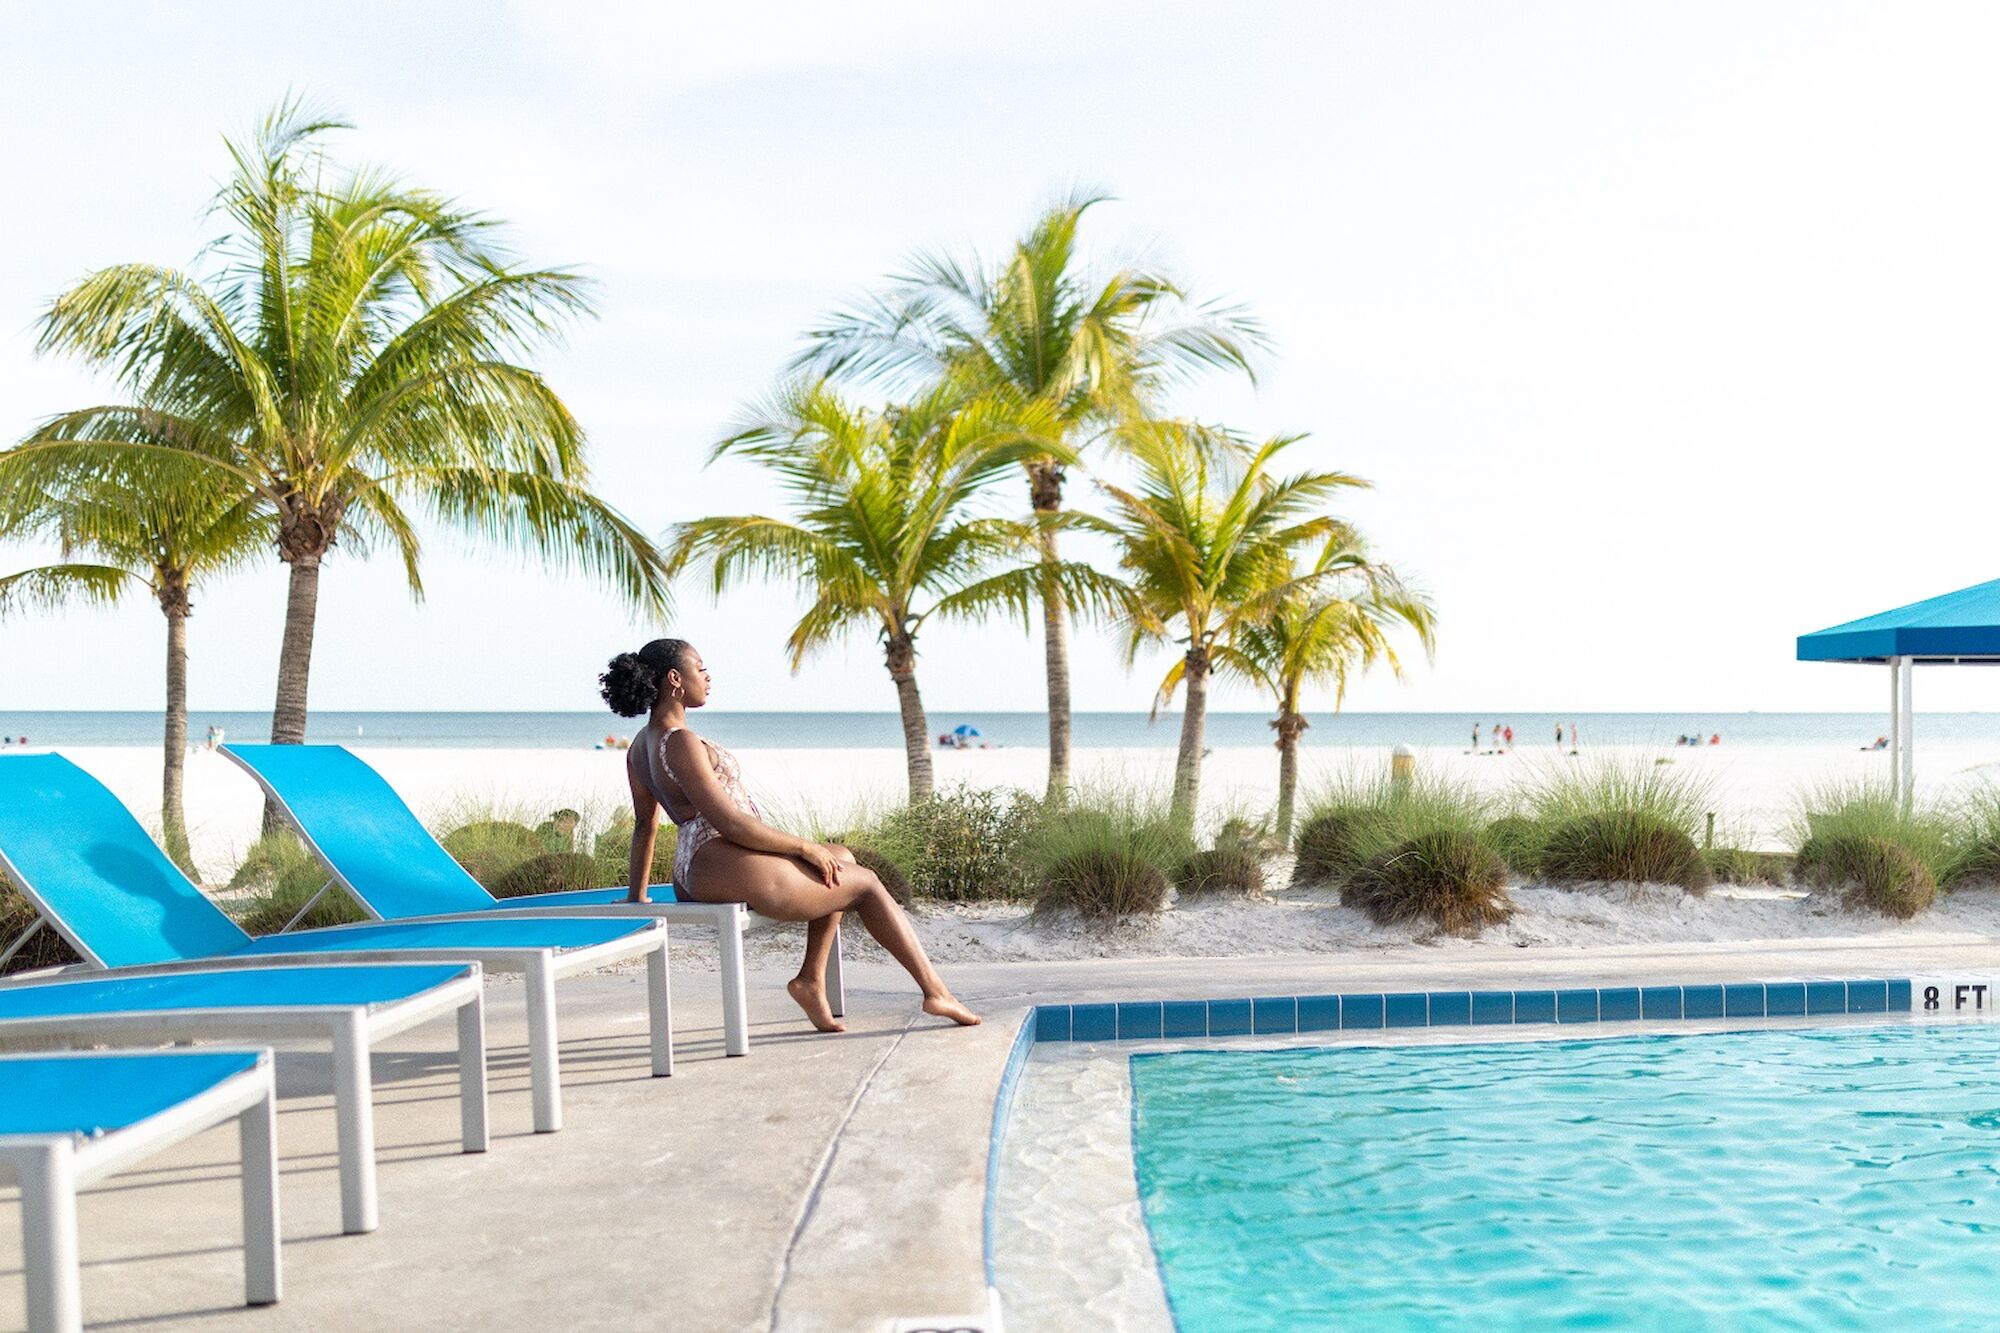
789, 913, 846, 1032
822, 845, 978, 1025
689, 841, 979, 1027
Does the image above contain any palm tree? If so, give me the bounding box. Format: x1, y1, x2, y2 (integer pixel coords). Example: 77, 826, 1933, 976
0, 453, 268, 868
1223, 543, 1437, 843
674, 382, 1123, 801
1104, 421, 1369, 823
795, 191, 1264, 798
19, 99, 668, 769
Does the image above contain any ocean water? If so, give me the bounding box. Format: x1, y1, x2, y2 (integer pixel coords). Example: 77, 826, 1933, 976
0, 710, 1983, 750
1130, 1027, 2000, 1331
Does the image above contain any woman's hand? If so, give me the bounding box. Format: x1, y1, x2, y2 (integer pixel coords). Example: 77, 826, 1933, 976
798, 842, 845, 889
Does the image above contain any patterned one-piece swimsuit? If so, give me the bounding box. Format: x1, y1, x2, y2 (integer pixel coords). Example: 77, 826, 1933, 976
657, 725, 764, 897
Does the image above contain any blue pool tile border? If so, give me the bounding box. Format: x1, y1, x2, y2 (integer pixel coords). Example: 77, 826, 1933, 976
1162, 999, 1207, 1038
1515, 990, 1556, 1024
1025, 978, 1918, 1044
1207, 997, 1252, 1037
1253, 996, 1298, 1035
1117, 1001, 1163, 1041
1600, 987, 1641, 1021
1384, 993, 1427, 1028
1297, 995, 1340, 1032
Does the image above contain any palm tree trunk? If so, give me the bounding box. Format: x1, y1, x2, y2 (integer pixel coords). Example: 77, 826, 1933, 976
1030, 462, 1071, 801
1171, 647, 1210, 824
1273, 710, 1310, 845
264, 540, 328, 835
271, 494, 342, 752
159, 576, 192, 873
271, 555, 321, 748
885, 632, 935, 802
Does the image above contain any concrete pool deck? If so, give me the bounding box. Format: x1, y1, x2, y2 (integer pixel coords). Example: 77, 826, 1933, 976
6, 931, 2000, 1331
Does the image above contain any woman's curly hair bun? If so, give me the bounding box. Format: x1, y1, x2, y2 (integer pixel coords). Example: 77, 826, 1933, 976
598, 638, 692, 718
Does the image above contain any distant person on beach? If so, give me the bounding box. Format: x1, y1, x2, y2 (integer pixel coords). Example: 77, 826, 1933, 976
1555, 722, 1563, 747
1471, 721, 1480, 750
1865, 736, 1889, 751
1491, 723, 1503, 751
1503, 725, 1514, 748
602, 638, 979, 1033
1568, 723, 1578, 749
1709, 733, 1720, 746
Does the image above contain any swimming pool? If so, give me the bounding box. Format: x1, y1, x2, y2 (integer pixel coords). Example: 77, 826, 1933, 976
1128, 1025, 2000, 1330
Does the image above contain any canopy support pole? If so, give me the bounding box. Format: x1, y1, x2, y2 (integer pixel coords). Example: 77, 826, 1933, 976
1900, 657, 1916, 812
1888, 657, 1903, 795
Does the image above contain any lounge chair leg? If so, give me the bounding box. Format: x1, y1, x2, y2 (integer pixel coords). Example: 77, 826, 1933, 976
20, 1140, 82, 1333
825, 922, 847, 1018
239, 1088, 282, 1306
526, 954, 561, 1133
719, 907, 750, 1057
457, 993, 490, 1153
646, 939, 673, 1077
331, 1015, 379, 1234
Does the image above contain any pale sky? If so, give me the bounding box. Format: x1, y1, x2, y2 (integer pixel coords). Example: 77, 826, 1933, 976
3, 1, 1997, 717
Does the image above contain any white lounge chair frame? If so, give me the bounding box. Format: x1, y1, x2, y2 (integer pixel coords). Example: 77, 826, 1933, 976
229, 753, 844, 1056
0, 1049, 280, 1333
0, 965, 488, 1235
0, 846, 672, 1138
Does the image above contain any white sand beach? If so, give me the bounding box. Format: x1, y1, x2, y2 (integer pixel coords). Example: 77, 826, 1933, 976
60, 737, 2000, 876
30, 738, 2000, 977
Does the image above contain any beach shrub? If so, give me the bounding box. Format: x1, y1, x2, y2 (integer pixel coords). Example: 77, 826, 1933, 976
1216, 815, 1282, 856
1342, 830, 1512, 935
863, 785, 1040, 902
1705, 846, 1792, 886
1482, 815, 1544, 876
1520, 759, 1714, 892
440, 820, 544, 891
1025, 794, 1191, 919
1292, 773, 1492, 889
1798, 834, 1936, 917
1790, 780, 1954, 892
490, 852, 603, 899
592, 815, 677, 892
1538, 813, 1713, 894
1943, 786, 2000, 887
0, 872, 79, 974
846, 844, 914, 906
229, 833, 367, 933
1176, 829, 1266, 898
535, 808, 584, 853
1291, 808, 1367, 887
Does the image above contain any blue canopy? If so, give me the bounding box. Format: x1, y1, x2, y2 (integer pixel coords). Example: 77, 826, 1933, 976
952, 724, 981, 737
1797, 578, 2000, 664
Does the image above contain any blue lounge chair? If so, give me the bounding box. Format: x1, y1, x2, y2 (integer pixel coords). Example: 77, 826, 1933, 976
0, 963, 486, 1235
223, 742, 847, 1057
1, 1048, 279, 1333
0, 754, 672, 1137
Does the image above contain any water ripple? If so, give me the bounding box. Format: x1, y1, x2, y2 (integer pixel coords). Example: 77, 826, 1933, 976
1130, 1026, 2000, 1331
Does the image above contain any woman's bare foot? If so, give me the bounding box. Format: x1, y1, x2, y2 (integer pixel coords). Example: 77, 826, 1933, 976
923, 993, 982, 1026
787, 977, 846, 1033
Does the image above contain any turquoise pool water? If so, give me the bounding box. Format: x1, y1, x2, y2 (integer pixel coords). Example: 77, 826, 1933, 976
1130, 1026, 2000, 1330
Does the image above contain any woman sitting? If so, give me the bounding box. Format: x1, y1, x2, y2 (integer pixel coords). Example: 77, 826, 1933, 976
601, 638, 979, 1032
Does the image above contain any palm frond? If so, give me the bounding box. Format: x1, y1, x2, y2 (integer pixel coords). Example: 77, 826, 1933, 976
0, 564, 141, 619
415, 468, 669, 614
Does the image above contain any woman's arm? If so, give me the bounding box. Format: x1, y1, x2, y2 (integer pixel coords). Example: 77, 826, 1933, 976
664, 730, 844, 885
624, 748, 661, 904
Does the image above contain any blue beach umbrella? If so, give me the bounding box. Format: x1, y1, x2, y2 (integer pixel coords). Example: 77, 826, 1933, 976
951, 724, 982, 738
